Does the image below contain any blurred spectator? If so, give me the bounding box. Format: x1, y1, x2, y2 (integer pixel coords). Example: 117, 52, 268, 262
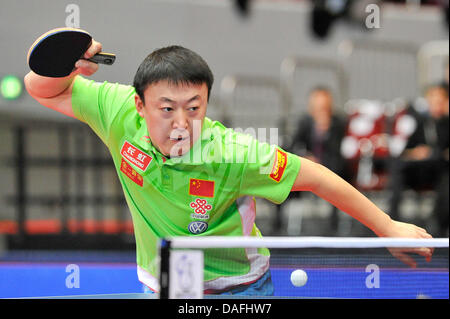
441, 62, 449, 106
287, 86, 347, 233
388, 83, 449, 236
289, 87, 347, 174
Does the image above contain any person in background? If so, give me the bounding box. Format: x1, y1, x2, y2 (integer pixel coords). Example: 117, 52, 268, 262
388, 83, 449, 237
287, 87, 348, 234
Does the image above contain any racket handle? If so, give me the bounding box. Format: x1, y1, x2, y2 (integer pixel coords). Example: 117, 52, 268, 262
87, 52, 116, 65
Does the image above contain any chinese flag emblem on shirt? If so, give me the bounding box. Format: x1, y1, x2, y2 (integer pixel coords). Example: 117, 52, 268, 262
189, 178, 215, 198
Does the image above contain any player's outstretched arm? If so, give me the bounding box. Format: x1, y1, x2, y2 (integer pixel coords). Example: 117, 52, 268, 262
24, 39, 103, 118
291, 156, 434, 267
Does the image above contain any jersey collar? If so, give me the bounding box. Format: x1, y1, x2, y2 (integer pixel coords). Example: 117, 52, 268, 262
132, 117, 154, 152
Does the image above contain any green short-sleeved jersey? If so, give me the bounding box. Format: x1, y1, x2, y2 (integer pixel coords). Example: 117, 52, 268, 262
71, 76, 301, 292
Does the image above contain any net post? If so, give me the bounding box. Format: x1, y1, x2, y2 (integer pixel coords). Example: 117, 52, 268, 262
159, 238, 171, 299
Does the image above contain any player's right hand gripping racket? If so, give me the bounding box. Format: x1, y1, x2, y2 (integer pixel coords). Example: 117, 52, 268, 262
27, 27, 116, 77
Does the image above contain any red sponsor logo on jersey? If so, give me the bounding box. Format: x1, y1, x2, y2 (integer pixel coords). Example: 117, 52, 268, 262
189, 178, 215, 198
190, 198, 212, 220
120, 158, 143, 187
269, 149, 288, 182
120, 141, 152, 172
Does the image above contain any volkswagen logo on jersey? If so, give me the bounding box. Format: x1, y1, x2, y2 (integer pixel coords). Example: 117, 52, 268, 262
188, 221, 208, 235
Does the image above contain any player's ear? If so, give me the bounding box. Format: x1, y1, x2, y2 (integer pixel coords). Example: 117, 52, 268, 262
135, 94, 145, 118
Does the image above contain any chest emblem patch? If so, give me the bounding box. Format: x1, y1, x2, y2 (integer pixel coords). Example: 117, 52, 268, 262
120, 140, 153, 172
188, 221, 208, 234
190, 198, 212, 220
189, 178, 215, 198
120, 158, 143, 187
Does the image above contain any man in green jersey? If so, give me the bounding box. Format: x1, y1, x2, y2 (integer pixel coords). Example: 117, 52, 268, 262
24, 36, 434, 296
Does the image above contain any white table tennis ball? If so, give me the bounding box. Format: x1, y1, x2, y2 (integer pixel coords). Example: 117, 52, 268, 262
290, 269, 308, 287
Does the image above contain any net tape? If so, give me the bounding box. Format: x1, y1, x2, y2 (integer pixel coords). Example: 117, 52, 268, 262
166, 236, 449, 249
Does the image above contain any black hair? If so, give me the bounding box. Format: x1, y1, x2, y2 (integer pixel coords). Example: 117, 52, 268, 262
133, 45, 214, 103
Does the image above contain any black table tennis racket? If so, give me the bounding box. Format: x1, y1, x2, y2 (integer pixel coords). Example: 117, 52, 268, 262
27, 27, 116, 77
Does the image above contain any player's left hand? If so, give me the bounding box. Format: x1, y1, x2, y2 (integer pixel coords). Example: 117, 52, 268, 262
383, 220, 434, 268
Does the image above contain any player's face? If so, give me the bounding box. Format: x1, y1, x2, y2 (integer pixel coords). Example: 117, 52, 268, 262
135, 80, 208, 157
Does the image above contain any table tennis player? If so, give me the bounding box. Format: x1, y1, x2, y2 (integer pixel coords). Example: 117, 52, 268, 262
24, 32, 434, 296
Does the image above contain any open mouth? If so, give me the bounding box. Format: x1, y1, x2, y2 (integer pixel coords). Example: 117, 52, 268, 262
169, 135, 189, 141
169, 129, 191, 143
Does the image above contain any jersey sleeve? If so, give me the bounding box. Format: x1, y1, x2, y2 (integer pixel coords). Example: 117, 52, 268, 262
71, 76, 136, 144
239, 137, 301, 204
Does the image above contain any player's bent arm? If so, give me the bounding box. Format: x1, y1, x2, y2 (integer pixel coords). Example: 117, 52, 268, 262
24, 71, 77, 118
24, 38, 102, 119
